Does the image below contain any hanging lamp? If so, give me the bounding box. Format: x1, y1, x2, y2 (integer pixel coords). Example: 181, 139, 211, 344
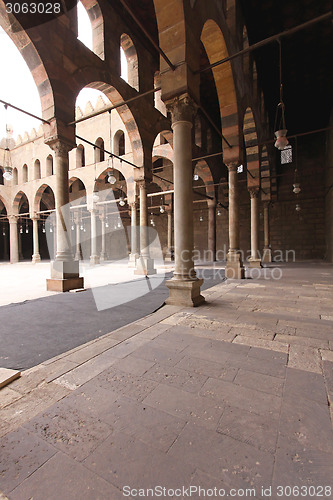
274, 40, 289, 151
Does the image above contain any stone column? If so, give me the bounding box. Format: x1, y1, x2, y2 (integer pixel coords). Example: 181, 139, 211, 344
99, 209, 107, 262
3, 224, 9, 260
74, 211, 81, 261
262, 201, 272, 263
225, 162, 245, 279
46, 140, 83, 291
248, 188, 262, 268
90, 209, 100, 265
207, 199, 216, 261
9, 216, 19, 264
165, 95, 204, 306
128, 201, 139, 267
135, 181, 156, 275
31, 215, 41, 263
165, 205, 173, 262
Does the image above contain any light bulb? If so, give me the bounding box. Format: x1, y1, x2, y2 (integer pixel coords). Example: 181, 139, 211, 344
217, 210, 221, 216
193, 174, 199, 181
160, 206, 165, 213
107, 174, 117, 184
199, 215, 203, 222
295, 204, 301, 212
119, 197, 125, 206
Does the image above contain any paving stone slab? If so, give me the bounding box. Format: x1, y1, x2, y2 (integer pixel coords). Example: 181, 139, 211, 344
275, 333, 329, 350
23, 399, 113, 462
288, 345, 322, 374
272, 434, 333, 499
130, 343, 186, 367
322, 360, 333, 406
0, 368, 20, 389
111, 354, 156, 376
168, 422, 274, 492
83, 430, 195, 492
234, 368, 284, 397
217, 405, 279, 454
143, 362, 208, 394
283, 367, 328, 405
279, 395, 333, 453
0, 387, 22, 410
247, 347, 288, 364
9, 452, 124, 500
199, 378, 282, 418
233, 335, 289, 353
142, 383, 224, 430
0, 382, 70, 438
97, 367, 159, 402
175, 356, 239, 382
0, 427, 57, 494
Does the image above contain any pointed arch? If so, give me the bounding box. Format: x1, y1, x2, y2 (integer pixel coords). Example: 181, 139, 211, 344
201, 19, 240, 161
34, 184, 55, 213
79, 0, 105, 60
120, 33, 139, 91
46, 155, 53, 176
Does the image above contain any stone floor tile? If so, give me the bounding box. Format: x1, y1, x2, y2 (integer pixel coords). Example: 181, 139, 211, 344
53, 349, 120, 390
142, 383, 224, 429
322, 361, 333, 407
200, 378, 282, 417
0, 387, 22, 410
0, 382, 70, 438
130, 343, 186, 367
83, 431, 195, 491
111, 354, 156, 376
0, 427, 57, 494
175, 356, 238, 382
217, 405, 279, 454
136, 323, 172, 339
189, 470, 232, 499
283, 367, 328, 405
279, 396, 333, 453
23, 398, 113, 462
9, 452, 123, 500
229, 326, 275, 340
143, 362, 208, 393
247, 347, 288, 364
229, 355, 287, 379
234, 369, 284, 396
288, 345, 322, 374
233, 335, 289, 353
104, 397, 186, 452
276, 333, 329, 350
168, 422, 274, 492
96, 367, 159, 402
64, 338, 120, 364
272, 434, 333, 499
321, 350, 333, 362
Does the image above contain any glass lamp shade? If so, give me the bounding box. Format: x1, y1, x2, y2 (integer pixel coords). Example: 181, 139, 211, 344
119, 198, 125, 206
3, 167, 13, 181
159, 205, 165, 213
274, 130, 289, 150
293, 183, 301, 194
107, 174, 117, 184
193, 174, 199, 181
295, 204, 301, 212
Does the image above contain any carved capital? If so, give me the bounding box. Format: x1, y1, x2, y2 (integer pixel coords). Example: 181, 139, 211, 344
48, 140, 73, 158
226, 162, 239, 173
8, 215, 17, 224
166, 94, 197, 125
249, 188, 260, 199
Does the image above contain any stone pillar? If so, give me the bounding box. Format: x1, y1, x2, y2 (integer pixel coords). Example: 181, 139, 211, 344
74, 211, 81, 261
31, 215, 41, 263
99, 209, 107, 262
46, 140, 83, 291
3, 224, 9, 260
9, 216, 19, 264
128, 201, 139, 267
262, 202, 272, 263
165, 205, 173, 262
90, 209, 100, 265
135, 181, 156, 275
225, 162, 245, 279
165, 95, 204, 306
248, 188, 262, 268
207, 199, 216, 261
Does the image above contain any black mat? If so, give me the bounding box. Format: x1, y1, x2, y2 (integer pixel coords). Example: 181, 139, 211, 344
0, 268, 225, 370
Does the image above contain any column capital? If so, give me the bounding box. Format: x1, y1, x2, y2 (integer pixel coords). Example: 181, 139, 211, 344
8, 215, 17, 224
249, 188, 260, 199
166, 94, 197, 125
47, 139, 73, 158
225, 162, 239, 173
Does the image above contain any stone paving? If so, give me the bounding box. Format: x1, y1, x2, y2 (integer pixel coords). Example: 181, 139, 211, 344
0, 263, 333, 499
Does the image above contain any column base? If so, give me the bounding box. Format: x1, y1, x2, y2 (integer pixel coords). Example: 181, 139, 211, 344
90, 255, 100, 265
165, 278, 205, 307
262, 248, 272, 263
164, 250, 174, 262
128, 253, 139, 268
134, 256, 156, 275
100, 252, 107, 262
46, 277, 84, 292
74, 253, 81, 261
32, 254, 41, 264
225, 252, 245, 279
248, 258, 262, 268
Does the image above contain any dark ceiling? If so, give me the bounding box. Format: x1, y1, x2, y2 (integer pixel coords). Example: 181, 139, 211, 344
239, 0, 333, 136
